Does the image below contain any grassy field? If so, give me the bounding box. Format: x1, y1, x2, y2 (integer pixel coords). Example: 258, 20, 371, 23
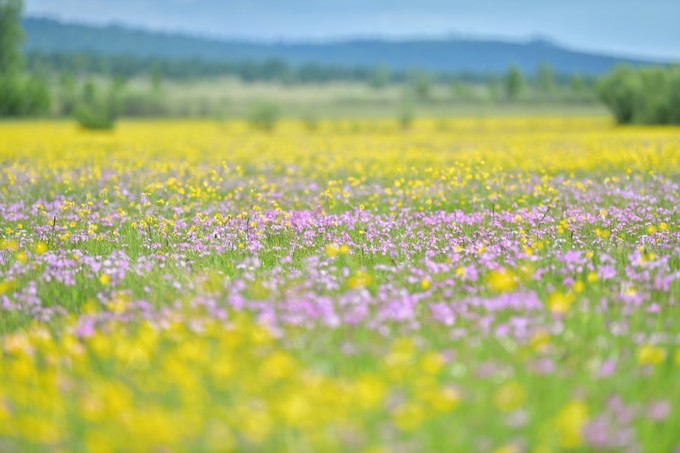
118, 77, 605, 119
0, 117, 678, 452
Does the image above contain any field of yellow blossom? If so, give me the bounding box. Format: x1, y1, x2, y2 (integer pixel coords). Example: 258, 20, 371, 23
0, 117, 679, 452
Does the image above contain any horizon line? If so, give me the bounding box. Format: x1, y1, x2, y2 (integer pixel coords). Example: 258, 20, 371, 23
23, 14, 677, 64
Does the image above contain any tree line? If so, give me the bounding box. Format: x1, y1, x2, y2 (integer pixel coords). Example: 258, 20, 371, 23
4, 0, 678, 127
26, 50, 593, 88
0, 0, 49, 116
598, 65, 680, 125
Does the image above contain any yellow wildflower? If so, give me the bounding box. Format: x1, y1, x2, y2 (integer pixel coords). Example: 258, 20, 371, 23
637, 345, 666, 366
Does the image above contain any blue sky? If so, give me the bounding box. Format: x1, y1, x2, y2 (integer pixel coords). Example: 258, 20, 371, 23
25, 0, 680, 60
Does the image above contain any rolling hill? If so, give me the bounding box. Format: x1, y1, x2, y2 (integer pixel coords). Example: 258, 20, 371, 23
23, 17, 669, 76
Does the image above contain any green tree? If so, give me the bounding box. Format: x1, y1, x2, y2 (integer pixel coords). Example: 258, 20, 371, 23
536, 62, 556, 95
58, 73, 78, 115
450, 79, 476, 101
597, 65, 641, 124
398, 102, 414, 130
408, 70, 431, 101
487, 77, 502, 103
74, 79, 120, 130
504, 65, 525, 101
248, 101, 279, 132
151, 64, 163, 92
0, 0, 24, 116
0, 75, 22, 115
569, 74, 586, 96
0, 0, 24, 76
597, 65, 680, 125
23, 73, 51, 114
0, 0, 53, 117
369, 65, 390, 90
669, 67, 680, 124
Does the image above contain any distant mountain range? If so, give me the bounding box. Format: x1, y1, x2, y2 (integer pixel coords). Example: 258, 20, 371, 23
23, 17, 671, 76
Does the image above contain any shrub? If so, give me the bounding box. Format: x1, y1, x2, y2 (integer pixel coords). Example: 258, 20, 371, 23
408, 70, 431, 101
398, 103, 414, 130
0, 74, 51, 117
598, 65, 680, 125
0, 74, 23, 116
504, 66, 525, 101
74, 80, 119, 130
248, 101, 279, 132
22, 74, 51, 115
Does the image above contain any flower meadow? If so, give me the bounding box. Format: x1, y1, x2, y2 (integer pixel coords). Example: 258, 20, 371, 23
0, 117, 679, 452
